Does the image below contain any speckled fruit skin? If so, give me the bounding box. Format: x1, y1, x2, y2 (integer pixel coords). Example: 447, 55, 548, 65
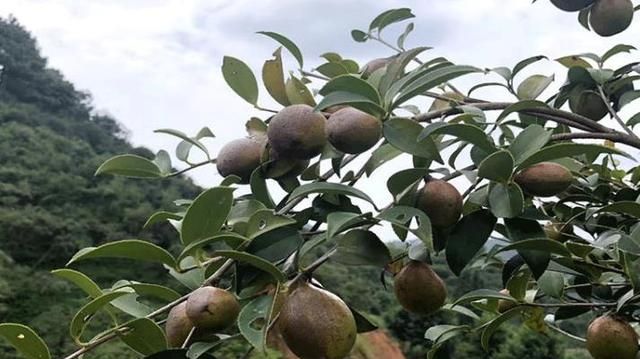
216, 138, 262, 183
589, 0, 634, 37
327, 107, 382, 154
569, 90, 609, 121
586, 315, 638, 359
394, 261, 447, 315
514, 162, 573, 197
550, 0, 595, 11
278, 282, 357, 359
185, 287, 240, 331
497, 289, 517, 313
361, 58, 391, 78
416, 180, 463, 228
267, 104, 327, 160
165, 302, 195, 348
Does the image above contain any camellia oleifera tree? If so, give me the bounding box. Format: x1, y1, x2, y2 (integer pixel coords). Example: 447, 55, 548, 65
3, 2, 640, 359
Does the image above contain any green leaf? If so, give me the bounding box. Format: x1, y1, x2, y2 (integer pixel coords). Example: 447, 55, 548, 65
594, 201, 640, 218
369, 8, 415, 33
154, 129, 210, 159
587, 68, 614, 84
351, 29, 368, 42
262, 48, 290, 106
67, 240, 177, 269
496, 100, 548, 123
70, 291, 130, 343
144, 211, 183, 229
602, 44, 636, 63
315, 62, 349, 78
237, 294, 273, 352
555, 55, 592, 68
498, 239, 571, 257
397, 22, 414, 49
508, 125, 552, 164
379, 47, 430, 95
478, 150, 514, 183
425, 324, 469, 343
51, 269, 103, 298
383, 118, 442, 162
153, 150, 172, 175
446, 209, 497, 276
481, 307, 526, 351
246, 226, 302, 263
181, 186, 235, 245
0, 324, 50, 359
452, 289, 517, 307
222, 56, 259, 105
245, 209, 296, 239
386, 168, 425, 204
488, 183, 524, 218
504, 218, 549, 279
315, 91, 384, 117
95, 155, 162, 178
166, 257, 204, 290
214, 250, 285, 282
178, 233, 249, 263
351, 307, 378, 333
393, 65, 480, 107
285, 75, 316, 106
364, 143, 402, 176
333, 230, 391, 267
418, 123, 495, 151
517, 143, 628, 169
517, 74, 554, 100
327, 212, 375, 239
512, 55, 547, 78
287, 182, 376, 208
319, 75, 381, 103
257, 31, 303, 68
378, 206, 433, 249
538, 271, 564, 299
118, 318, 168, 355
112, 282, 182, 302
250, 168, 276, 209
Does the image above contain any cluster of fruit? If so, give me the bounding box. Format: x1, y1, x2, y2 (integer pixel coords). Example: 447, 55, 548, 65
550, 0, 634, 36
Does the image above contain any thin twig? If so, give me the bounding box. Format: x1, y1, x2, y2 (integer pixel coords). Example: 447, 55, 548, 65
597, 85, 640, 140
166, 158, 216, 178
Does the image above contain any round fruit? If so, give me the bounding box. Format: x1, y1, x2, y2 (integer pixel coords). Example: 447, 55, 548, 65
589, 0, 634, 37
514, 162, 573, 197
569, 90, 609, 121
586, 315, 638, 359
165, 302, 195, 348
326, 107, 382, 154
278, 281, 357, 359
185, 287, 240, 331
416, 179, 463, 228
394, 261, 447, 315
497, 289, 517, 313
550, 0, 595, 11
544, 222, 574, 242
267, 104, 327, 160
216, 138, 262, 183
361, 57, 391, 78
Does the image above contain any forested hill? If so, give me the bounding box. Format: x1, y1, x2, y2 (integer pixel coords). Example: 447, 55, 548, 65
0, 16, 200, 357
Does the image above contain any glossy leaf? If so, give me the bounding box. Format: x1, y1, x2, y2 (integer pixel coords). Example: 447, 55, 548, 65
446, 209, 497, 276
364, 143, 403, 176
178, 233, 248, 263
481, 307, 526, 351
70, 291, 130, 342
508, 125, 552, 164
237, 294, 273, 352
51, 269, 103, 298
287, 182, 376, 207
383, 118, 442, 162
95, 155, 162, 178
452, 289, 516, 307
222, 56, 258, 105
181, 186, 235, 245
538, 271, 564, 299
378, 206, 433, 249
334, 229, 391, 266
504, 218, 549, 279
0, 324, 50, 359
369, 8, 415, 33
67, 240, 176, 269
517, 74, 554, 100
512, 55, 547, 78
478, 150, 514, 183
327, 212, 375, 239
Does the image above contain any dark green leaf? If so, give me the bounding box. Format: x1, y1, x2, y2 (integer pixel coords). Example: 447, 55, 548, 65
215, 250, 285, 282
67, 240, 176, 269
257, 31, 304, 68
70, 291, 130, 342
334, 230, 391, 267
496, 100, 548, 123
478, 150, 514, 183
178, 233, 249, 263
504, 218, 549, 279
327, 212, 375, 239
351, 30, 368, 42
287, 182, 376, 207
250, 169, 276, 209
602, 44, 636, 63
397, 22, 414, 49
364, 143, 403, 176
512, 55, 547, 78
181, 187, 235, 245
383, 118, 442, 162
538, 271, 564, 299
155, 128, 210, 159
369, 8, 415, 33
508, 125, 552, 164
446, 210, 497, 275
119, 318, 167, 355
245, 209, 296, 239
51, 269, 103, 298
498, 239, 571, 257
315, 62, 349, 78
222, 56, 259, 105
452, 289, 516, 307
238, 294, 273, 352
315, 91, 384, 117
378, 206, 433, 249
393, 65, 480, 106
488, 183, 524, 218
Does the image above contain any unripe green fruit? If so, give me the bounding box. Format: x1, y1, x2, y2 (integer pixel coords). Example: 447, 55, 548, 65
416, 179, 463, 228
497, 289, 517, 313
278, 282, 357, 359
394, 261, 447, 315
361, 58, 391, 78
589, 0, 634, 37
514, 162, 573, 197
327, 107, 382, 154
165, 302, 195, 348
550, 0, 595, 11
586, 315, 638, 359
267, 104, 327, 160
569, 90, 609, 121
185, 287, 240, 331
216, 138, 262, 183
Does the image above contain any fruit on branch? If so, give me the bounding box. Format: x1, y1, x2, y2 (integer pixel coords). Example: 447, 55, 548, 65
416, 179, 463, 228
544, 221, 574, 242
586, 315, 638, 359
326, 107, 382, 154
569, 90, 609, 121
589, 0, 634, 37
361, 57, 392, 78
185, 287, 241, 331
549, 0, 595, 11
165, 302, 196, 347
216, 137, 262, 183
267, 104, 328, 160
497, 289, 517, 313
278, 281, 357, 359
394, 260, 447, 315
514, 162, 573, 197
260, 142, 309, 179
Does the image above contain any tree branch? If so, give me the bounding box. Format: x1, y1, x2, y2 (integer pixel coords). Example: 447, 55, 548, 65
596, 85, 640, 140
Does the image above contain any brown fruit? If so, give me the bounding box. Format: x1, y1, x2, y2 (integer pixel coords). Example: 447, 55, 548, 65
165, 302, 195, 348
361, 57, 392, 78
550, 0, 595, 11
514, 162, 573, 197
589, 0, 634, 37
586, 315, 638, 359
278, 281, 357, 359
327, 107, 382, 154
394, 261, 447, 315
267, 104, 327, 160
569, 90, 609, 121
497, 289, 517, 313
544, 222, 574, 242
416, 179, 463, 228
185, 287, 240, 331
216, 137, 262, 183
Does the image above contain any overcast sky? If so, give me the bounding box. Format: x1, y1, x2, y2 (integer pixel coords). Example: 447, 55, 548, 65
2, 0, 639, 195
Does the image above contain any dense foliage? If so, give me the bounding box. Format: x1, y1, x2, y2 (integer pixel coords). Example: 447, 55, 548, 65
2, 1, 640, 359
